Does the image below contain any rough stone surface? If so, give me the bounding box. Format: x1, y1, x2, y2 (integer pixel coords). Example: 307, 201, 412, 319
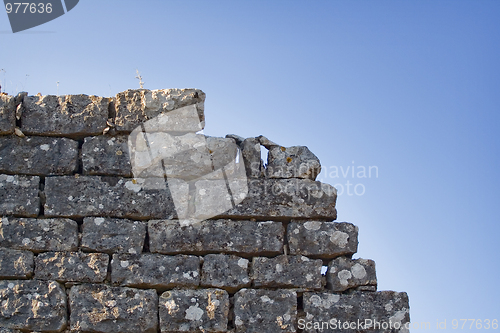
149, 219, 284, 256
0, 247, 34, 279
327, 257, 377, 292
266, 145, 321, 180
159, 288, 229, 333
234, 289, 297, 333
240, 137, 264, 178
81, 217, 146, 254
0, 94, 16, 135
44, 176, 176, 219
69, 284, 158, 333
0, 136, 78, 175
288, 221, 358, 259
0, 217, 78, 253
251, 255, 323, 290
302, 291, 410, 332
0, 280, 67, 332
0, 174, 40, 217
201, 254, 251, 293
21, 94, 109, 137
111, 253, 200, 289
82, 135, 132, 177
35, 252, 109, 283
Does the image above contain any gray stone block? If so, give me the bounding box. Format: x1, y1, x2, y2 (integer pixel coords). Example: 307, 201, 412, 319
82, 135, 132, 176
0, 217, 78, 253
241, 137, 264, 178
251, 255, 323, 290
21, 94, 109, 137
81, 217, 146, 254
149, 219, 284, 256
0, 174, 40, 217
266, 145, 321, 180
0, 280, 67, 332
288, 221, 358, 259
159, 288, 229, 332
201, 254, 251, 292
0, 136, 78, 175
327, 257, 377, 292
111, 253, 200, 289
0, 247, 34, 279
35, 252, 109, 283
234, 289, 297, 333
0, 95, 16, 135
69, 284, 158, 333
44, 176, 176, 219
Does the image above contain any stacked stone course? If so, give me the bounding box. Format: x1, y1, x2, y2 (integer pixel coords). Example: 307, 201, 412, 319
0, 90, 410, 332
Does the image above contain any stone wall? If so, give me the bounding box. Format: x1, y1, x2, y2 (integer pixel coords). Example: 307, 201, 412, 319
0, 89, 410, 332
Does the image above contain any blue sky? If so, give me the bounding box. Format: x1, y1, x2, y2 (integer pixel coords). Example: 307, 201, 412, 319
2, 1, 500, 330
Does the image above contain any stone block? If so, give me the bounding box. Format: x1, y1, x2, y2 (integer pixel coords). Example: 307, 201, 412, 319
233, 289, 297, 333
149, 219, 284, 256
0, 174, 40, 217
201, 254, 251, 292
240, 137, 264, 178
81, 217, 146, 254
0, 280, 67, 332
44, 176, 176, 219
21, 94, 109, 137
327, 257, 377, 292
0, 136, 78, 175
251, 255, 323, 290
0, 247, 34, 279
35, 252, 109, 283
0, 217, 78, 253
69, 284, 158, 333
82, 135, 132, 176
159, 288, 229, 332
0, 94, 16, 135
266, 145, 321, 180
288, 221, 358, 259
111, 253, 200, 289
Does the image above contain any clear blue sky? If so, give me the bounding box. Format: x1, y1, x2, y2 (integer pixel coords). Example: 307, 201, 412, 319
2, 1, 500, 330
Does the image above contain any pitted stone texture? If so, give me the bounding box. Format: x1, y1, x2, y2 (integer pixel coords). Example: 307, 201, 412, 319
149, 219, 284, 256
0, 94, 16, 135
21, 94, 109, 137
288, 221, 358, 259
82, 135, 132, 177
113, 89, 206, 132
0, 217, 78, 253
251, 255, 323, 290
302, 291, 410, 333
35, 252, 109, 283
69, 284, 158, 333
111, 253, 200, 289
44, 176, 176, 219
0, 247, 34, 279
201, 254, 251, 293
0, 136, 78, 175
0, 328, 22, 333
0, 280, 67, 332
240, 137, 264, 178
81, 217, 146, 254
266, 145, 321, 180
327, 257, 377, 292
234, 289, 297, 333
159, 288, 229, 333
0, 174, 39, 217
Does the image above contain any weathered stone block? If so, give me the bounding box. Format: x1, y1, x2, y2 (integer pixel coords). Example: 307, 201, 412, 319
159, 288, 229, 332
0, 136, 78, 175
0, 94, 16, 135
0, 328, 22, 333
21, 94, 109, 137
266, 145, 321, 180
288, 221, 358, 259
0, 174, 40, 217
251, 255, 323, 290
240, 137, 264, 178
149, 219, 284, 256
44, 176, 176, 219
0, 280, 67, 332
35, 252, 109, 283
234, 289, 297, 333
327, 257, 377, 292
82, 135, 132, 176
111, 253, 200, 289
302, 291, 410, 332
0, 217, 78, 252
201, 254, 251, 292
81, 217, 146, 254
69, 284, 158, 333
0, 247, 34, 279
